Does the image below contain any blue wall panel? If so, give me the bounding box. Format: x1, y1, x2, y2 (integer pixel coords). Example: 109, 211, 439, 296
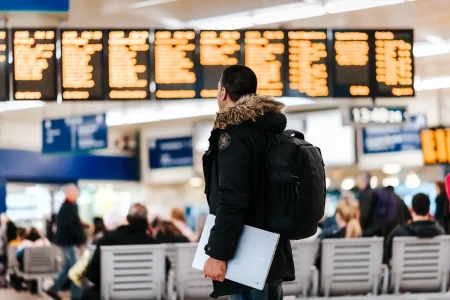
0, 149, 139, 182
0, 0, 69, 12
0, 179, 6, 213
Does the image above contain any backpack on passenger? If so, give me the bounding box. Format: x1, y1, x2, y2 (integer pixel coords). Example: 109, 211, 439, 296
264, 130, 326, 240
373, 188, 398, 226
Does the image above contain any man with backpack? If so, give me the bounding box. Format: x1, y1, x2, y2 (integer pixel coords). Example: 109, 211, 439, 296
202, 65, 325, 299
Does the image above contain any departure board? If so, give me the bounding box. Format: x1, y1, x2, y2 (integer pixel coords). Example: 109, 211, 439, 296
374, 30, 414, 97
154, 30, 197, 99
199, 30, 242, 98
244, 30, 285, 97
286, 30, 329, 97
108, 30, 150, 100
0, 30, 9, 101
12, 29, 57, 100
332, 30, 372, 97
61, 30, 104, 100
421, 128, 450, 165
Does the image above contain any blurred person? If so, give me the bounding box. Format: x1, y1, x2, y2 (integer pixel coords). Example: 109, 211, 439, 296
9, 227, 26, 246
356, 173, 373, 229
15, 228, 51, 293
171, 207, 196, 242
81, 203, 160, 300
202, 65, 293, 300
1, 214, 17, 243
321, 195, 362, 239
46, 184, 86, 300
384, 186, 412, 226
321, 192, 360, 238
91, 217, 105, 243
435, 181, 449, 233
384, 193, 445, 263
46, 214, 57, 243
155, 220, 190, 243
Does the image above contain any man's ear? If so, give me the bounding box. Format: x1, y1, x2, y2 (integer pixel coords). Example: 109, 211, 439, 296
220, 87, 227, 101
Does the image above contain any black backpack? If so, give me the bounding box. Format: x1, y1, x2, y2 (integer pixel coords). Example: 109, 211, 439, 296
265, 130, 326, 240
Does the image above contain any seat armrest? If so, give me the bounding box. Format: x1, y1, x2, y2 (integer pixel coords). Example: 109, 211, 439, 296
167, 270, 175, 300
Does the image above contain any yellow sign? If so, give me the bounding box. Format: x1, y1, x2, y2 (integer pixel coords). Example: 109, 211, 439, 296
421, 128, 450, 164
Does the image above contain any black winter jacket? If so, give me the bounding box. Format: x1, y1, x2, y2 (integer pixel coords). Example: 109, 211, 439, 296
203, 94, 295, 297
54, 200, 86, 246
384, 220, 445, 263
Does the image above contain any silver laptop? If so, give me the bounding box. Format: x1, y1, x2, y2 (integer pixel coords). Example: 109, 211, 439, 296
192, 214, 280, 290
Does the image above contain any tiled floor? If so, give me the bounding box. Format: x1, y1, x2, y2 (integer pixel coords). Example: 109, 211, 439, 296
0, 289, 71, 299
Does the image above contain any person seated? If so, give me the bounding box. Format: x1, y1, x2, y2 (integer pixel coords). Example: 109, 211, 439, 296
9, 227, 26, 246
15, 228, 51, 293
91, 217, 106, 244
384, 193, 445, 264
155, 220, 190, 243
321, 193, 362, 239
17, 227, 51, 270
171, 207, 196, 242
82, 203, 160, 300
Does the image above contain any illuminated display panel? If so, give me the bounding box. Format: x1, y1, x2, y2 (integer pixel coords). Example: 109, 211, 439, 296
108, 30, 150, 100
12, 29, 57, 100
332, 30, 372, 97
421, 128, 450, 165
244, 30, 285, 97
374, 30, 414, 97
154, 30, 196, 99
61, 29, 104, 100
199, 30, 242, 98
0, 30, 9, 101
286, 30, 329, 97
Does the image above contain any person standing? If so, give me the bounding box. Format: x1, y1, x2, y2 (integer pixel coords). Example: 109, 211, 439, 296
434, 181, 449, 233
202, 65, 294, 300
356, 173, 373, 230
46, 184, 86, 300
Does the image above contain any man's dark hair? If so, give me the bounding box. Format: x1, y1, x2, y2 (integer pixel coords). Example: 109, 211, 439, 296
412, 193, 430, 216
220, 65, 257, 102
127, 203, 148, 225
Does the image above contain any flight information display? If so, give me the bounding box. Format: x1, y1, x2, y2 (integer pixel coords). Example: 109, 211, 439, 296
154, 30, 196, 99
421, 128, 450, 165
332, 30, 372, 97
374, 30, 414, 97
61, 30, 104, 100
12, 29, 57, 100
108, 30, 150, 100
199, 30, 242, 98
244, 30, 285, 97
286, 30, 329, 97
0, 30, 9, 101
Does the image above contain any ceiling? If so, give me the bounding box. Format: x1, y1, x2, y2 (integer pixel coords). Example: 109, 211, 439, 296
2, 0, 450, 125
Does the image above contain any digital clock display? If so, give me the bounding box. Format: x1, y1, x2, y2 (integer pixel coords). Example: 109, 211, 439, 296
347, 106, 408, 126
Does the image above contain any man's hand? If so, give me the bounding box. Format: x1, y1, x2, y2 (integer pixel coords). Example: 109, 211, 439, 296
203, 257, 227, 282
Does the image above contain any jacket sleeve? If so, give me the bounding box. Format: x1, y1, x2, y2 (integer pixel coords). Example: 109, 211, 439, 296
206, 129, 252, 261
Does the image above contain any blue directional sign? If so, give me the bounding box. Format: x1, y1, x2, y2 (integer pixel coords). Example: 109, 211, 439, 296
149, 137, 193, 169
362, 115, 426, 154
0, 0, 69, 12
42, 114, 108, 154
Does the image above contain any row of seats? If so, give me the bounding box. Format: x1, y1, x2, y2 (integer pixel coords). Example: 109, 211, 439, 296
7, 236, 450, 299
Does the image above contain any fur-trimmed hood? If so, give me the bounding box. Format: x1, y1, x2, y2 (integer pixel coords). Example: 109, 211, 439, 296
213, 94, 286, 130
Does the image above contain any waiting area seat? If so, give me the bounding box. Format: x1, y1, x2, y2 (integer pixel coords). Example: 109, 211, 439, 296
173, 243, 213, 300
7, 245, 18, 274
390, 236, 450, 294
283, 239, 320, 298
100, 244, 167, 300
320, 237, 385, 297
16, 246, 59, 294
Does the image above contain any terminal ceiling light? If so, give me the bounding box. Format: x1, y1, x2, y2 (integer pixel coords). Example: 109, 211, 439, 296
415, 76, 450, 91
189, 177, 204, 188
326, 177, 331, 189
382, 164, 401, 175
414, 41, 450, 57
405, 173, 421, 189
130, 0, 177, 9
382, 177, 400, 187
340, 178, 355, 191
